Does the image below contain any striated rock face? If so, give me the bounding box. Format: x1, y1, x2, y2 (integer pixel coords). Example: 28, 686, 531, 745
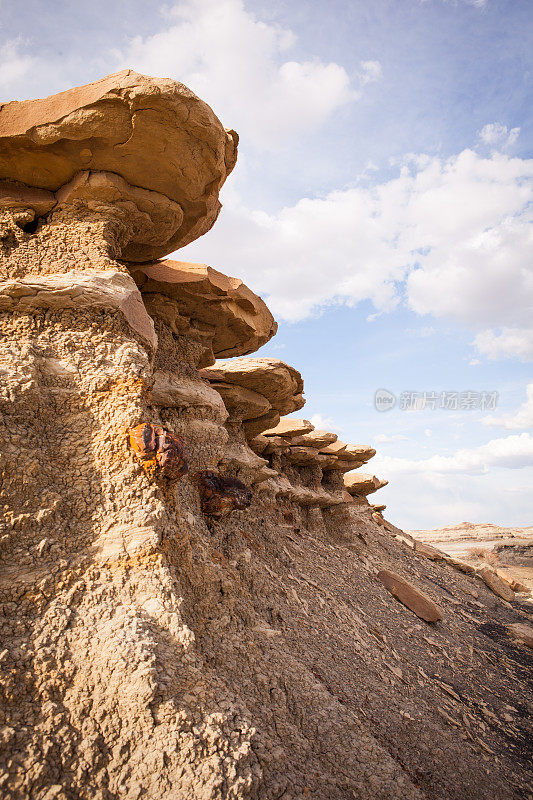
1, 73, 532, 800
0, 70, 238, 261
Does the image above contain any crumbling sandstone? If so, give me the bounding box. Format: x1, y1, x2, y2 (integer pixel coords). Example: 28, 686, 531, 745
201, 357, 304, 418
132, 259, 277, 364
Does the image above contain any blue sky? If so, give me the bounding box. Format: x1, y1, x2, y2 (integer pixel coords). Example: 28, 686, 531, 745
2, 0, 532, 528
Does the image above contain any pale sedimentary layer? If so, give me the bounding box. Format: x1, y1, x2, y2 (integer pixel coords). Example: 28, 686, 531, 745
0, 269, 156, 348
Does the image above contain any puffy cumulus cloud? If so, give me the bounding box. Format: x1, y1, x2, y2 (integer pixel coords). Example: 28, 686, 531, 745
182, 148, 533, 354
479, 123, 520, 149
374, 427, 533, 529
473, 328, 533, 361
113, 0, 357, 149
483, 383, 533, 430
372, 432, 533, 475
0, 39, 35, 96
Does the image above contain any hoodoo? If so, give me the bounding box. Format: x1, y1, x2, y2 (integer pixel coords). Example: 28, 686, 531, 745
0, 73, 531, 800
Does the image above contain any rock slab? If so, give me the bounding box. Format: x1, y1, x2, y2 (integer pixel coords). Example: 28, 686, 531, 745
378, 569, 444, 623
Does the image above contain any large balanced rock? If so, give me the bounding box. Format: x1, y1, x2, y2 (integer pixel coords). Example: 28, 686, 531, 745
0, 70, 238, 261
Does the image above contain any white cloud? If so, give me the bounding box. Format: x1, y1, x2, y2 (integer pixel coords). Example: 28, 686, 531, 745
479, 122, 520, 149
374, 433, 410, 443
113, 0, 355, 149
0, 39, 35, 96
358, 60, 382, 86
309, 413, 343, 433
473, 327, 533, 361
373, 432, 533, 476
483, 383, 533, 430
182, 147, 533, 358
406, 326, 437, 338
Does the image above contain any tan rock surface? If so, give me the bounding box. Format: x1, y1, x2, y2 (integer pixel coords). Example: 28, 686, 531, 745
132, 259, 277, 360
208, 382, 272, 420
242, 409, 281, 439
319, 439, 347, 455
415, 541, 446, 561
290, 429, 338, 448
200, 358, 304, 416
263, 435, 291, 455
0, 180, 56, 218
377, 569, 444, 622
344, 473, 388, 496
478, 567, 516, 602
248, 435, 269, 454
262, 418, 314, 437
286, 446, 321, 465
336, 444, 376, 462
150, 371, 228, 423
2, 71, 532, 800
325, 456, 365, 473
0, 70, 238, 260
0, 269, 156, 348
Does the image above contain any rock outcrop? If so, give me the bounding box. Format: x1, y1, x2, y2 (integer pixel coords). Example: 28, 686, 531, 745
344, 472, 388, 495
1, 73, 531, 800
0, 70, 238, 261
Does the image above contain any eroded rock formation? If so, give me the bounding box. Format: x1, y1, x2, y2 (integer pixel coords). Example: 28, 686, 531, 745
0, 73, 532, 800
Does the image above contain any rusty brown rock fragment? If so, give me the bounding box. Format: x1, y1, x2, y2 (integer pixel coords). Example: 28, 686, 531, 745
129, 423, 188, 481
193, 470, 252, 518
378, 569, 444, 623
